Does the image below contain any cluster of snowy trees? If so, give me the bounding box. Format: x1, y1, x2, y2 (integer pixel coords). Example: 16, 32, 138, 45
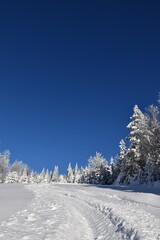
0, 151, 111, 184
0, 149, 113, 184
65, 154, 112, 184
116, 104, 160, 184
0, 154, 61, 184
0, 101, 160, 185
65, 103, 160, 185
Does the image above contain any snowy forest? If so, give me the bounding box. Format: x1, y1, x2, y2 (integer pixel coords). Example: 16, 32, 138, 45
0, 102, 160, 185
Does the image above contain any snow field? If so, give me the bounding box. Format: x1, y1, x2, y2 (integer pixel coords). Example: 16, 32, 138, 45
0, 183, 160, 240
0, 184, 33, 222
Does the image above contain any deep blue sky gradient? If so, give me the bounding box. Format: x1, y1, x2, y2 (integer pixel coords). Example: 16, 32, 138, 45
0, 1, 160, 173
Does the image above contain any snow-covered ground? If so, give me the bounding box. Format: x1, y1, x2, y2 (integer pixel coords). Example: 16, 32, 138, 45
0, 184, 33, 222
0, 183, 160, 240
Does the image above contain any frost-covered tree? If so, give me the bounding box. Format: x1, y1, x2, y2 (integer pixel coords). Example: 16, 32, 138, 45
59, 174, 67, 183
88, 152, 110, 184
80, 166, 90, 183
0, 150, 10, 183
51, 166, 59, 182
19, 166, 29, 183
74, 163, 81, 183
118, 140, 127, 168
66, 163, 74, 183
44, 169, 50, 183
49, 171, 53, 181
29, 171, 37, 183
10, 161, 23, 174
115, 139, 127, 183
144, 105, 160, 181
37, 168, 46, 183
5, 171, 20, 183
108, 157, 116, 184
123, 105, 151, 183
6, 161, 25, 183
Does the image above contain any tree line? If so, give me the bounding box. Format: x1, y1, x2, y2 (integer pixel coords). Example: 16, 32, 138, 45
0, 99, 160, 185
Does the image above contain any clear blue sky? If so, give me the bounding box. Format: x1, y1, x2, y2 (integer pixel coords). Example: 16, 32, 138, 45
0, 1, 160, 173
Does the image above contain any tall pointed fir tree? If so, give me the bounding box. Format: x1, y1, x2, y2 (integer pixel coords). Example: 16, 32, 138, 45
0, 150, 10, 183
37, 168, 46, 183
124, 105, 151, 183
66, 163, 74, 183
115, 139, 127, 183
29, 171, 37, 183
74, 163, 81, 183
145, 105, 160, 182
51, 166, 59, 182
9, 161, 23, 175
80, 166, 90, 184
109, 157, 116, 184
19, 166, 29, 183
44, 169, 50, 183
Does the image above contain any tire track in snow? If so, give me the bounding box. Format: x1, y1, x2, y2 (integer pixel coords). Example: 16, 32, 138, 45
55, 184, 160, 240
56, 187, 139, 240
0, 184, 93, 240
0, 183, 160, 240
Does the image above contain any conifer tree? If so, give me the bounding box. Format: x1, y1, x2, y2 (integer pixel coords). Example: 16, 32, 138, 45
88, 152, 110, 184
38, 168, 46, 183
123, 105, 149, 183
74, 163, 81, 183
115, 139, 127, 183
44, 169, 50, 183
145, 105, 160, 181
5, 171, 20, 183
0, 150, 10, 183
51, 166, 59, 182
66, 163, 74, 183
29, 171, 37, 183
108, 157, 116, 184
19, 166, 29, 183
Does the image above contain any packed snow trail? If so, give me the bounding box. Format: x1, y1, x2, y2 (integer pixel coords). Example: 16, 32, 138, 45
0, 183, 160, 240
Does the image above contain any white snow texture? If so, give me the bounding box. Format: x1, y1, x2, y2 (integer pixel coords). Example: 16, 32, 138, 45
0, 183, 160, 240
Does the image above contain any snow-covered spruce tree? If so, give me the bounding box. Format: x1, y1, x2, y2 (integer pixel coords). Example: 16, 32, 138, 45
124, 105, 151, 183
66, 163, 74, 183
5, 171, 12, 183
0, 150, 10, 183
5, 171, 20, 183
29, 171, 38, 183
19, 166, 29, 183
9, 161, 23, 174
145, 105, 160, 182
59, 174, 67, 183
80, 166, 90, 184
115, 139, 127, 183
44, 169, 50, 183
51, 166, 59, 182
37, 168, 46, 183
74, 163, 81, 183
78, 167, 85, 183
5, 160, 24, 183
108, 157, 117, 184
88, 152, 110, 184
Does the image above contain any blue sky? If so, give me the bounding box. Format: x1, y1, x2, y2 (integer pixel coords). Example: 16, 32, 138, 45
0, 1, 160, 173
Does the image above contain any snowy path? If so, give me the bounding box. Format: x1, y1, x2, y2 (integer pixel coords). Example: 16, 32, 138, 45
0, 183, 160, 240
